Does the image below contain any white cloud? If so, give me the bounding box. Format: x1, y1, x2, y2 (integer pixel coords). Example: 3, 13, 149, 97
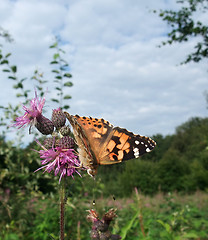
0, 0, 208, 144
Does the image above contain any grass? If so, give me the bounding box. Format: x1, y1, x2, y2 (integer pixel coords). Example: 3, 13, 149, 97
0, 191, 208, 239
93, 191, 208, 240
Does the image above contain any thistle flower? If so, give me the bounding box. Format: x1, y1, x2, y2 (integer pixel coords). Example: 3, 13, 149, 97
13, 91, 45, 129
35, 140, 81, 183
12, 91, 54, 135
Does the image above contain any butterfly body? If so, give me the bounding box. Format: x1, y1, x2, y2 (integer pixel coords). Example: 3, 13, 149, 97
64, 112, 156, 176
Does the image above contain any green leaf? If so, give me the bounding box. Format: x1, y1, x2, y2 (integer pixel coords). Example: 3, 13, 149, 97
49, 42, 58, 48
11, 65, 17, 73
63, 105, 70, 109
51, 98, 59, 103
2, 69, 10, 72
157, 220, 171, 233
55, 87, 61, 91
64, 81, 73, 87
52, 70, 60, 74
50, 61, 58, 64
24, 91, 28, 98
5, 53, 12, 58
64, 73, 72, 78
120, 209, 140, 239
8, 76, 17, 80
63, 95, 72, 99
182, 232, 199, 238
55, 76, 62, 80
1, 59, 9, 64
53, 53, 60, 60
13, 83, 23, 89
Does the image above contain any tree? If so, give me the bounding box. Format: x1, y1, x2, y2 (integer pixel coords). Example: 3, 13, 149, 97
156, 0, 208, 64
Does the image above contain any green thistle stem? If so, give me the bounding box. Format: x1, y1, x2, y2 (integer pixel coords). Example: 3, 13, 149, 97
60, 178, 65, 240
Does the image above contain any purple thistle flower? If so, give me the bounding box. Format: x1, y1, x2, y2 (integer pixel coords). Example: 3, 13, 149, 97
13, 91, 45, 129
35, 140, 81, 182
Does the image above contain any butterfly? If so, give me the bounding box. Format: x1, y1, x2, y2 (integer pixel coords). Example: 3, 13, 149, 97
64, 112, 156, 176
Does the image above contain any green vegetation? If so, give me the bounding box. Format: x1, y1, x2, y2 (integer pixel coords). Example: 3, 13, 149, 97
0, 116, 208, 239
155, 0, 208, 65
0, 186, 207, 239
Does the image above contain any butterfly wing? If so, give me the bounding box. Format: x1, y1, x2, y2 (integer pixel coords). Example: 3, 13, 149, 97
65, 112, 156, 175
64, 113, 115, 175
69, 114, 114, 159
64, 113, 98, 173
98, 127, 156, 165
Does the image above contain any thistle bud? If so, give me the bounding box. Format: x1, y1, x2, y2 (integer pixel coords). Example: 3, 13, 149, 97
91, 228, 100, 240
87, 209, 120, 240
100, 231, 111, 240
57, 136, 75, 149
59, 125, 71, 136
51, 108, 66, 129
35, 115, 54, 135
43, 137, 54, 149
103, 208, 117, 226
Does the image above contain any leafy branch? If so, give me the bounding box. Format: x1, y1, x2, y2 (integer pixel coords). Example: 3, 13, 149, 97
155, 0, 208, 64
50, 37, 73, 110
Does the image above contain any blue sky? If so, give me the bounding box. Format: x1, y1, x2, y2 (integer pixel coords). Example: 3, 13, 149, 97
0, 0, 208, 143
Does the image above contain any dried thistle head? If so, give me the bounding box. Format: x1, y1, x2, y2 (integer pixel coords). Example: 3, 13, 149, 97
87, 209, 121, 240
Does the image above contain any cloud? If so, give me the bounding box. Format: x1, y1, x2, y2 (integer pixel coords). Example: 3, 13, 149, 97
0, 0, 208, 144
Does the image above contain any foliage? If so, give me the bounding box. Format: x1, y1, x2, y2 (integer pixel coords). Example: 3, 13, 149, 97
155, 0, 208, 64
49, 37, 73, 110
1, 188, 207, 240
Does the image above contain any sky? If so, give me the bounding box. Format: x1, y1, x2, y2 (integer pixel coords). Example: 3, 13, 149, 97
0, 0, 208, 143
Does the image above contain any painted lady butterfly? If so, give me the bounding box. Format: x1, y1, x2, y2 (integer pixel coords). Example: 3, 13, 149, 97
64, 112, 156, 176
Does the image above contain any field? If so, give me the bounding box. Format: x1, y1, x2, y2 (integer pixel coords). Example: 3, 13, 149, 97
0, 190, 208, 240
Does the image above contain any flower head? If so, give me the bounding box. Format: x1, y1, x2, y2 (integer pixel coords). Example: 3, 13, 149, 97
13, 91, 54, 135
35, 139, 81, 182
13, 91, 45, 129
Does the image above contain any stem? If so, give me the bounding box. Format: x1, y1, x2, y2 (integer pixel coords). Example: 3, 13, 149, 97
60, 178, 65, 240
77, 221, 81, 240
135, 188, 146, 237
139, 214, 146, 237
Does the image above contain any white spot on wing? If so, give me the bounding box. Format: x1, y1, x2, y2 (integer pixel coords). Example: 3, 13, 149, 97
133, 147, 140, 158
146, 148, 151, 152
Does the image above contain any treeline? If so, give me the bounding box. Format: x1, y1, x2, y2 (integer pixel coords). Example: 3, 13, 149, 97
98, 116, 208, 196
0, 117, 208, 198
